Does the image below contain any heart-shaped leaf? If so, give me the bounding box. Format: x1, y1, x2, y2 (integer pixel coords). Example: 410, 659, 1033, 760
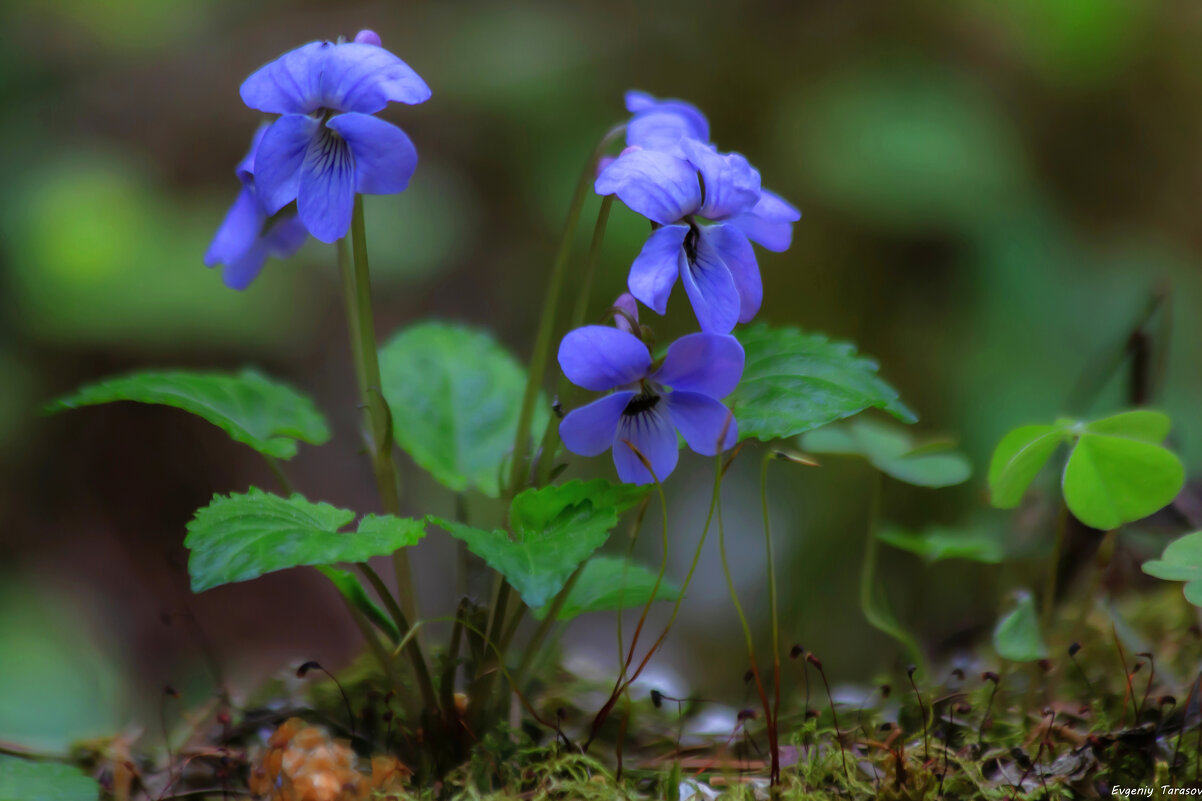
1141, 531, 1202, 606
877, 524, 1005, 564
185, 489, 426, 592
0, 756, 98, 801
993, 591, 1047, 662
533, 556, 681, 621
379, 321, 548, 497
801, 418, 971, 487
428, 480, 648, 608
730, 323, 915, 442
988, 410, 1183, 530
987, 424, 1067, 508
46, 369, 329, 459
1062, 429, 1184, 530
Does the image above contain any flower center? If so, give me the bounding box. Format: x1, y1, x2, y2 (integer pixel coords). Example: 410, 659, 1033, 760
683, 221, 701, 264
623, 390, 660, 417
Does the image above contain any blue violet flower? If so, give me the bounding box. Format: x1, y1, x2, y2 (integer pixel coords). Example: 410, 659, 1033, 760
558, 325, 743, 485
240, 30, 431, 243
205, 123, 309, 289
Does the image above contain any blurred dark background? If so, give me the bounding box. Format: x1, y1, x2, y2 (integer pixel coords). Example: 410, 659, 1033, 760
3, 0, 1202, 750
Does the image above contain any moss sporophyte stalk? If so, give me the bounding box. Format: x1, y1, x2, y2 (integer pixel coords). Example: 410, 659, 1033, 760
30, 21, 1202, 801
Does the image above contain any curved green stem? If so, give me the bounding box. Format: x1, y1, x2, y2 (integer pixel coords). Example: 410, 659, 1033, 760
859, 471, 927, 675
508, 125, 625, 495
336, 590, 418, 722
534, 194, 615, 485
357, 563, 438, 713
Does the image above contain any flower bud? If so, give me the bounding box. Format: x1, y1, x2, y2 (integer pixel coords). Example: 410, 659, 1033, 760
354, 29, 382, 46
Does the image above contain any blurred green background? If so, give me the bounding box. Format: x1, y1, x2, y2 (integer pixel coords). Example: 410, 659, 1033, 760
3, 0, 1202, 748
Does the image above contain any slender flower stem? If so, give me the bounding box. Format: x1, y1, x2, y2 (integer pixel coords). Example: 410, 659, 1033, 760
861, 471, 927, 675
264, 456, 295, 495
510, 562, 586, 696
508, 125, 625, 496
759, 452, 783, 771
337, 591, 418, 721
612, 461, 670, 684
717, 480, 779, 783
534, 194, 615, 485
1042, 503, 1069, 635
341, 196, 418, 623
570, 194, 615, 330
585, 457, 722, 749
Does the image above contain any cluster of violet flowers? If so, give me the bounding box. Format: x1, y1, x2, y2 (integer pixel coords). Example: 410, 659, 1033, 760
205, 29, 429, 288
202, 30, 800, 487
558, 92, 800, 484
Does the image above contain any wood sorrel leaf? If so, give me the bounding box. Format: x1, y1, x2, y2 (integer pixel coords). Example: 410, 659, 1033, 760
185, 489, 426, 592
988, 410, 1182, 529
993, 591, 1047, 662
0, 755, 98, 801
987, 424, 1067, 508
1142, 531, 1202, 606
428, 480, 649, 608
1062, 428, 1184, 531
877, 524, 1005, 564
800, 418, 971, 487
379, 321, 548, 498
532, 556, 680, 621
45, 369, 329, 459
730, 323, 915, 442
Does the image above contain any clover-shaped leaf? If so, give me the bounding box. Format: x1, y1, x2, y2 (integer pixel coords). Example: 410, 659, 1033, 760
987, 410, 1183, 530
185, 490, 426, 592
993, 590, 1047, 662
731, 323, 916, 443
45, 369, 330, 459
988, 424, 1067, 508
1142, 531, 1202, 606
801, 418, 971, 487
429, 480, 649, 608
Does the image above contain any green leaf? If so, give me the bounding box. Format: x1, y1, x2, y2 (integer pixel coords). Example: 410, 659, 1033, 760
730, 323, 915, 442
0, 755, 98, 801
45, 369, 329, 459
993, 591, 1047, 662
800, 418, 971, 487
316, 566, 400, 643
185, 489, 426, 592
428, 480, 649, 608
1142, 531, 1202, 606
1062, 431, 1184, 530
877, 524, 1005, 564
987, 424, 1067, 508
379, 321, 547, 497
1085, 410, 1171, 443
533, 556, 680, 621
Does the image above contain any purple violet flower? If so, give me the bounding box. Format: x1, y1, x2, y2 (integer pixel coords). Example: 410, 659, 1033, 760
239, 30, 431, 243
558, 325, 743, 485
596, 137, 801, 334
205, 124, 308, 290
624, 90, 710, 157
